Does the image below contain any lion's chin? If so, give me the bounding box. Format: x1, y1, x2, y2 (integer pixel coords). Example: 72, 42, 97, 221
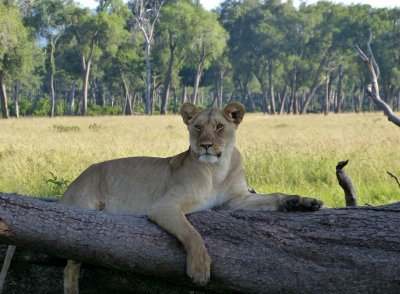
199, 154, 219, 164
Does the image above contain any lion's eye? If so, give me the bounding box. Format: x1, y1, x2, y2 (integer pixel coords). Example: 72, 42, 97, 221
216, 124, 224, 130
194, 125, 202, 131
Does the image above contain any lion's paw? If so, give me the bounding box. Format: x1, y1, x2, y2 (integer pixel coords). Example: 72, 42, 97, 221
282, 195, 323, 212
186, 246, 211, 286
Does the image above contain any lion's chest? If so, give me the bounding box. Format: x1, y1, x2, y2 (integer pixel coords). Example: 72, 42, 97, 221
193, 190, 229, 212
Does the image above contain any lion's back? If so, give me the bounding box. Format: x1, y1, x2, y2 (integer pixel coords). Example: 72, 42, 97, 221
60, 156, 173, 215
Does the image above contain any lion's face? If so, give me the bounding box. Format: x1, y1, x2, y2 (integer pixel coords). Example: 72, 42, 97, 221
180, 103, 245, 163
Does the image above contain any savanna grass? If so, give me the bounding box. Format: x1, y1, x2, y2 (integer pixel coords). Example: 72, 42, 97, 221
0, 113, 399, 207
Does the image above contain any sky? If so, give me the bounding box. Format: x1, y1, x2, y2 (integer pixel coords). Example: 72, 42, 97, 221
78, 0, 397, 10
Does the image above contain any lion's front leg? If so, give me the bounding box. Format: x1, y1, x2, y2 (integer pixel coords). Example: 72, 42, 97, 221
221, 192, 323, 212
148, 202, 211, 285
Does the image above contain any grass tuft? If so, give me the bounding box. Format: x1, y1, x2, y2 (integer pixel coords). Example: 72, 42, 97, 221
52, 124, 80, 132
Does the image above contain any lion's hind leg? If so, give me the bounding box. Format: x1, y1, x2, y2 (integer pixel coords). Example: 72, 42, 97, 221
64, 259, 81, 294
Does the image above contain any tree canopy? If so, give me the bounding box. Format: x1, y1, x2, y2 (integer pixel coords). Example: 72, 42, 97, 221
1, 0, 399, 117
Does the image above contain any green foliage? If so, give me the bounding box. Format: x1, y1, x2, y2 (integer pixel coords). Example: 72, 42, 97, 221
32, 98, 50, 116
0, 0, 399, 117
47, 172, 70, 197
87, 104, 123, 115
0, 2, 33, 78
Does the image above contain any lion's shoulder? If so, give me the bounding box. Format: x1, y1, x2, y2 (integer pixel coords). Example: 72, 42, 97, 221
168, 149, 191, 171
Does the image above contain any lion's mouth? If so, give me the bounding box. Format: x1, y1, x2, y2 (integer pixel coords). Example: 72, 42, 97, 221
205, 150, 222, 157
198, 151, 222, 163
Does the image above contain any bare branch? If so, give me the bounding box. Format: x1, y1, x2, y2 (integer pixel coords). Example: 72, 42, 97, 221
336, 160, 358, 206
367, 30, 380, 80
387, 171, 400, 188
354, 37, 400, 127
0, 245, 15, 293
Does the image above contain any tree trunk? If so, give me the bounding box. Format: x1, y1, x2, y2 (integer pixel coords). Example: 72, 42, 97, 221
122, 74, 132, 115
397, 91, 400, 111
182, 85, 188, 103
172, 87, 177, 114
160, 34, 175, 115
328, 73, 334, 112
262, 90, 269, 114
300, 52, 330, 114
81, 57, 91, 115
151, 71, 158, 114
324, 75, 330, 115
13, 80, 20, 118
1, 193, 400, 293
49, 42, 56, 118
268, 61, 276, 115
191, 62, 203, 105
288, 71, 297, 114
69, 80, 76, 116
216, 68, 223, 108
0, 71, 9, 119
335, 64, 344, 113
145, 42, 151, 115
279, 85, 288, 115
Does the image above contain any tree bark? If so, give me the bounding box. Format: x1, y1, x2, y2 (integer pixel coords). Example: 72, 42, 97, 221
80, 31, 97, 116
0, 193, 400, 293
268, 61, 276, 115
145, 41, 151, 115
300, 52, 330, 114
49, 40, 56, 118
288, 71, 298, 114
121, 74, 132, 115
160, 31, 175, 115
69, 80, 76, 116
279, 85, 288, 115
0, 71, 9, 119
324, 74, 330, 115
81, 57, 91, 115
191, 61, 203, 105
335, 64, 344, 113
13, 80, 20, 118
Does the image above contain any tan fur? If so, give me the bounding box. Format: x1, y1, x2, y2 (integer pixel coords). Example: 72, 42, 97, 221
61, 102, 322, 293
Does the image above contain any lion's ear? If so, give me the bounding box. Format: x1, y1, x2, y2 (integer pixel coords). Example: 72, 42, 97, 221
223, 102, 245, 126
180, 103, 199, 125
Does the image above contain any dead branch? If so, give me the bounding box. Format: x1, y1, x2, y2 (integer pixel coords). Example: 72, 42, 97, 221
336, 160, 358, 206
387, 171, 400, 188
354, 33, 400, 127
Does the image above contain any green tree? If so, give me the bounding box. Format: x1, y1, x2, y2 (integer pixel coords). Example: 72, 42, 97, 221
29, 0, 75, 117
157, 1, 195, 114
64, 0, 130, 115
129, 0, 163, 115
187, 4, 227, 105
0, 2, 32, 118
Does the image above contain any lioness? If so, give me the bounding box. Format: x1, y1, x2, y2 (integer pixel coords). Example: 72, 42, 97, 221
61, 102, 322, 293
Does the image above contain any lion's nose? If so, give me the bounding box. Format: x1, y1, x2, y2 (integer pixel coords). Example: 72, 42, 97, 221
200, 143, 213, 150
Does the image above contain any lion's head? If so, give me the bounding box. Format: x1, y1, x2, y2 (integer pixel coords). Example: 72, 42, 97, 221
180, 102, 245, 163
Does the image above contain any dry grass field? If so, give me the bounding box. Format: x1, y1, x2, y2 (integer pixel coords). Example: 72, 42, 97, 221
0, 112, 399, 207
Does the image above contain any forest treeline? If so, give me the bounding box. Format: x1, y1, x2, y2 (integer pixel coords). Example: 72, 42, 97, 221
0, 0, 399, 118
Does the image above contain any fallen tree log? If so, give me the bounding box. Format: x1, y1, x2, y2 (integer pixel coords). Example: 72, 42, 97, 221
0, 193, 400, 293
